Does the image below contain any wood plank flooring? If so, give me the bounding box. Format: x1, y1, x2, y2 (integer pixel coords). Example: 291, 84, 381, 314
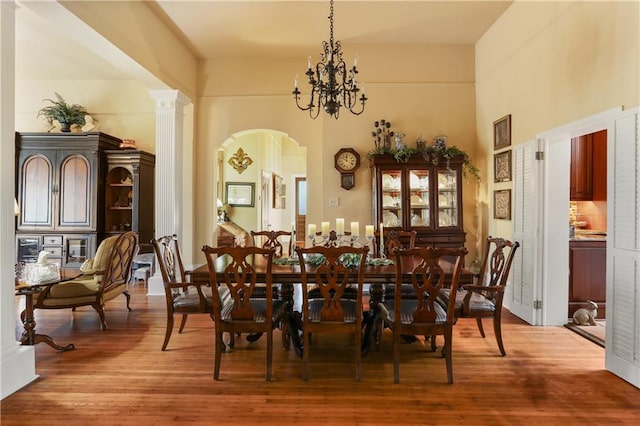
3, 286, 639, 425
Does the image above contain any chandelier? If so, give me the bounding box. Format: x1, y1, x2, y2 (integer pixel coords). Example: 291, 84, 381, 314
292, 0, 367, 119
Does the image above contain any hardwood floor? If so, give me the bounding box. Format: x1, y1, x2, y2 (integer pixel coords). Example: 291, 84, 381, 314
3, 286, 639, 425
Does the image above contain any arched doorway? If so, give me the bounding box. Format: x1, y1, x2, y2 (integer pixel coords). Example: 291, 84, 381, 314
217, 129, 307, 237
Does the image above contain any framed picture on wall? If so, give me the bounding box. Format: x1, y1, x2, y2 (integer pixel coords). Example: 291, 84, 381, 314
225, 182, 255, 207
273, 174, 285, 209
494, 150, 512, 182
494, 114, 511, 150
493, 189, 512, 220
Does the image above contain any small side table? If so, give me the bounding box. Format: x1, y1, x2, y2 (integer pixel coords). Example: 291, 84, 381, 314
15, 281, 75, 351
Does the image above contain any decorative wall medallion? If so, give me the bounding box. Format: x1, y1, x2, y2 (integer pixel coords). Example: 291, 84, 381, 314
228, 148, 253, 174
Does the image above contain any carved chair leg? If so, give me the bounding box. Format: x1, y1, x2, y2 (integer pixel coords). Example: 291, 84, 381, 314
444, 328, 454, 384
93, 303, 108, 331
178, 314, 188, 333
214, 331, 224, 380
162, 314, 175, 351
476, 317, 486, 338
123, 290, 132, 311
266, 329, 273, 381
494, 315, 506, 356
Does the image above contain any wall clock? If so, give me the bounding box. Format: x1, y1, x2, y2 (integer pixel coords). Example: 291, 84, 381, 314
334, 148, 360, 190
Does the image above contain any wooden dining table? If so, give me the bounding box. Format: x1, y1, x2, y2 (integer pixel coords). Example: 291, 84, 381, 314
190, 254, 473, 356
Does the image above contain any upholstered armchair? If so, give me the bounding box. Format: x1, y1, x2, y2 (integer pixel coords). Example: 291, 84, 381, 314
32, 231, 137, 331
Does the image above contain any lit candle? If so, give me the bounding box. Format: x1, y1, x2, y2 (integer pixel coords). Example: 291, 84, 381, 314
350, 221, 360, 237
308, 223, 316, 236
365, 225, 374, 237
353, 53, 359, 68
336, 218, 344, 235
307, 55, 312, 69
321, 221, 330, 236
379, 223, 384, 257
294, 74, 298, 89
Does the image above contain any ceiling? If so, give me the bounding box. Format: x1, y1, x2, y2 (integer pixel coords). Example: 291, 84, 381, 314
15, 1, 512, 81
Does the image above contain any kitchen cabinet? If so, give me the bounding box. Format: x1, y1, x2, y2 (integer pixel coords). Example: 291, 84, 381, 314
15, 132, 120, 266
105, 150, 156, 245
569, 240, 606, 319
369, 154, 465, 251
570, 134, 593, 200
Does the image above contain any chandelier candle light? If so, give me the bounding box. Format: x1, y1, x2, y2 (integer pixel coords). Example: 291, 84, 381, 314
292, 0, 367, 119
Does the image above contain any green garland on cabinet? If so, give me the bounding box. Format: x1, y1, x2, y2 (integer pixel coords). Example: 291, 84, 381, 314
366, 145, 481, 182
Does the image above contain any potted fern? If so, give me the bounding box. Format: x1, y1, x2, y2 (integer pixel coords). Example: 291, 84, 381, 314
37, 92, 89, 132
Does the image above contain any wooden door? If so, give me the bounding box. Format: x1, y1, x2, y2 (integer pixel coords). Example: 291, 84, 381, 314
509, 140, 540, 325
19, 153, 54, 229
605, 108, 640, 387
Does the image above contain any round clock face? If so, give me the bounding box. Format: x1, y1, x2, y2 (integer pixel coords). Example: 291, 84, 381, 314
335, 150, 360, 172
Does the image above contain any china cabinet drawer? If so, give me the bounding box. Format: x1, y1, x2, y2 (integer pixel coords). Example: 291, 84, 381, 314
43, 235, 63, 245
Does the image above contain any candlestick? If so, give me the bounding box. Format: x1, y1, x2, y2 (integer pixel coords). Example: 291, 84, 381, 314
321, 221, 330, 236
379, 223, 385, 258
350, 221, 360, 237
336, 218, 344, 235
365, 225, 374, 237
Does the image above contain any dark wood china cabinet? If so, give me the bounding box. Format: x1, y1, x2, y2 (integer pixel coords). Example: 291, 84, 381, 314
15, 132, 154, 267
369, 154, 466, 251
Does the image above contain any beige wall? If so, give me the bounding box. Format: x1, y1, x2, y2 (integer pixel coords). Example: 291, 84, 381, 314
476, 0, 640, 240
196, 44, 480, 260
15, 79, 157, 153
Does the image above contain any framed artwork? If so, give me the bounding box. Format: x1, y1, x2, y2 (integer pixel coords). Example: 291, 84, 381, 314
272, 174, 285, 209
493, 114, 511, 150
493, 189, 512, 220
494, 150, 512, 183
225, 182, 255, 207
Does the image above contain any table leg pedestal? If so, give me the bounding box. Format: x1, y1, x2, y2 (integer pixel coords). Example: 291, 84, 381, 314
19, 290, 75, 352
362, 283, 385, 356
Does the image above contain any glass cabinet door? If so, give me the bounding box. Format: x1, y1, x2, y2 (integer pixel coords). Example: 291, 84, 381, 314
381, 169, 403, 228
65, 236, 93, 266
408, 168, 430, 228
437, 169, 458, 227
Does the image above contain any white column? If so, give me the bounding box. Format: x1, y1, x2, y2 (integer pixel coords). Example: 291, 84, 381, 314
146, 90, 191, 296
1, 1, 38, 399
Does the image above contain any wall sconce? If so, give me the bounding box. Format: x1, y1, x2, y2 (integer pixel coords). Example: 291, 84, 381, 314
228, 148, 253, 174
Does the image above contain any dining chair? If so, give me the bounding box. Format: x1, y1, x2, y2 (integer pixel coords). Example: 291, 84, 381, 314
249, 230, 294, 345
438, 236, 520, 355
153, 234, 220, 351
250, 229, 293, 258
295, 245, 369, 381
384, 246, 467, 384
202, 245, 279, 381
32, 231, 137, 331
373, 229, 417, 258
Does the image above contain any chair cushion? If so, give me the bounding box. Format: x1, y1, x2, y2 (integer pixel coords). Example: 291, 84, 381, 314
220, 298, 283, 323
80, 235, 118, 275
48, 277, 100, 298
40, 277, 101, 307
383, 299, 447, 325
173, 291, 214, 312
438, 288, 496, 314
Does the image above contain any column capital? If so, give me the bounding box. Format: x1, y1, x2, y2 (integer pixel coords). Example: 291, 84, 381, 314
149, 90, 191, 110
